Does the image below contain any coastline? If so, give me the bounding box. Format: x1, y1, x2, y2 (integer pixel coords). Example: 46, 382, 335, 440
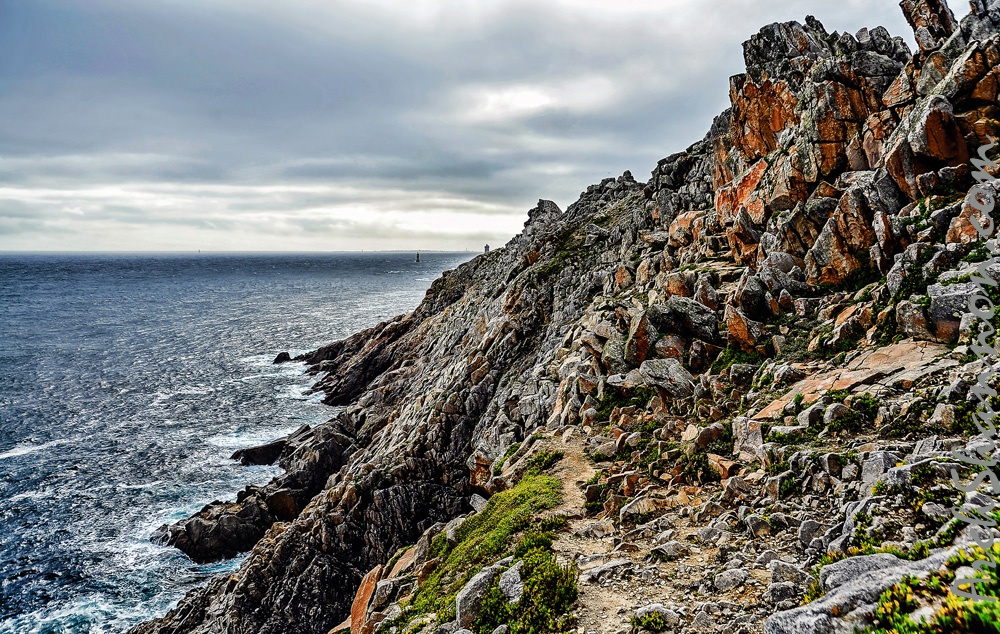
135, 3, 1000, 634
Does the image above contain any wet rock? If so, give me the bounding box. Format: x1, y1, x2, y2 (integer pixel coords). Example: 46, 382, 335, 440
231, 424, 312, 466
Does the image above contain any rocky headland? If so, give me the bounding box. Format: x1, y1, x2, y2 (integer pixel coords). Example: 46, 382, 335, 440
135, 2, 1000, 633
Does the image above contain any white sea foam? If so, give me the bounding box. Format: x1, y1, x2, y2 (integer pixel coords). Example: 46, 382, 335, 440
0, 439, 69, 461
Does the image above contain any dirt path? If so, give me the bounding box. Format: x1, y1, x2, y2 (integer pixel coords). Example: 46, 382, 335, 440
530, 427, 770, 634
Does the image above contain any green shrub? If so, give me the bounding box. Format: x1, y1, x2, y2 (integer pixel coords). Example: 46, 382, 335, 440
526, 451, 564, 474
595, 387, 657, 420
630, 611, 669, 632
513, 531, 554, 558
852, 394, 879, 420
827, 389, 850, 403
859, 543, 1000, 632
474, 545, 578, 634
494, 443, 522, 475
538, 515, 568, 532
408, 474, 562, 622
711, 347, 763, 373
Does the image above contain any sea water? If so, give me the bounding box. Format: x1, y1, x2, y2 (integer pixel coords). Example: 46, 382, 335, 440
0, 252, 472, 633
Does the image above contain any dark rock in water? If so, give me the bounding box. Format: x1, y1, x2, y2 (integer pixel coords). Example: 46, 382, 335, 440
265, 488, 301, 521
273, 351, 292, 364
231, 439, 285, 466
152, 422, 351, 563
230, 425, 312, 466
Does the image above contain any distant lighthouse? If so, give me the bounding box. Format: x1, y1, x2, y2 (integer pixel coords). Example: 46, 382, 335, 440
415, 251, 420, 263
484, 244, 490, 254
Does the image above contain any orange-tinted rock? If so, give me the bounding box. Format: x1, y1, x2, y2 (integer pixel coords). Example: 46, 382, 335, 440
752, 340, 952, 420
725, 304, 766, 352
635, 258, 653, 285
863, 112, 896, 168
896, 300, 935, 341
946, 199, 992, 244
883, 95, 968, 200
468, 450, 492, 490
805, 170, 906, 285
716, 159, 768, 226
899, 0, 958, 53
707, 453, 741, 479
654, 334, 687, 361
389, 547, 417, 579
415, 558, 439, 585
729, 75, 799, 162
663, 272, 693, 297
614, 265, 633, 290
883, 67, 916, 108
351, 565, 384, 634
625, 312, 658, 366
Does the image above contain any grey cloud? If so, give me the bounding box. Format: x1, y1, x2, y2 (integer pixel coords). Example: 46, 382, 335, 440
0, 0, 936, 250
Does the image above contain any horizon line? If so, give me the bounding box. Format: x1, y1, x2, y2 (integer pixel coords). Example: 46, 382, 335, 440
0, 249, 481, 255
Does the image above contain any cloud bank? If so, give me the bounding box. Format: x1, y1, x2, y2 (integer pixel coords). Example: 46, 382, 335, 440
0, 0, 935, 251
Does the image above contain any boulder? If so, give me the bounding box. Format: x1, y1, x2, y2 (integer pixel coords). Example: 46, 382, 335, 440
639, 358, 696, 399
625, 312, 659, 366
648, 296, 719, 342
899, 0, 958, 53
804, 170, 906, 286
351, 566, 385, 633
499, 561, 523, 604
456, 562, 505, 628
926, 281, 976, 343
734, 270, 774, 321
714, 569, 749, 592
654, 334, 687, 361
725, 305, 766, 352
883, 95, 968, 200
768, 560, 811, 586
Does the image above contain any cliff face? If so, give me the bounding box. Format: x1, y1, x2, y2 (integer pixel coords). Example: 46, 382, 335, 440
135, 2, 1000, 634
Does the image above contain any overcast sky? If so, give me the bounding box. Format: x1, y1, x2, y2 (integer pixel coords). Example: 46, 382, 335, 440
0, 1, 946, 252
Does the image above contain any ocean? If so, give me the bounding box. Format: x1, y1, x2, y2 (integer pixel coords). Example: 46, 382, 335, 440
0, 252, 473, 633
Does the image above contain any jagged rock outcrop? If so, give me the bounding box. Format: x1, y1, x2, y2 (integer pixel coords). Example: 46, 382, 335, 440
136, 2, 1000, 634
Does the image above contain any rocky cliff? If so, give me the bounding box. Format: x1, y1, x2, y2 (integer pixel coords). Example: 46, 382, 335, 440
134, 2, 1000, 633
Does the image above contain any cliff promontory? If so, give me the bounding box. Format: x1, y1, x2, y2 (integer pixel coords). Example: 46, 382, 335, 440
135, 2, 1000, 633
